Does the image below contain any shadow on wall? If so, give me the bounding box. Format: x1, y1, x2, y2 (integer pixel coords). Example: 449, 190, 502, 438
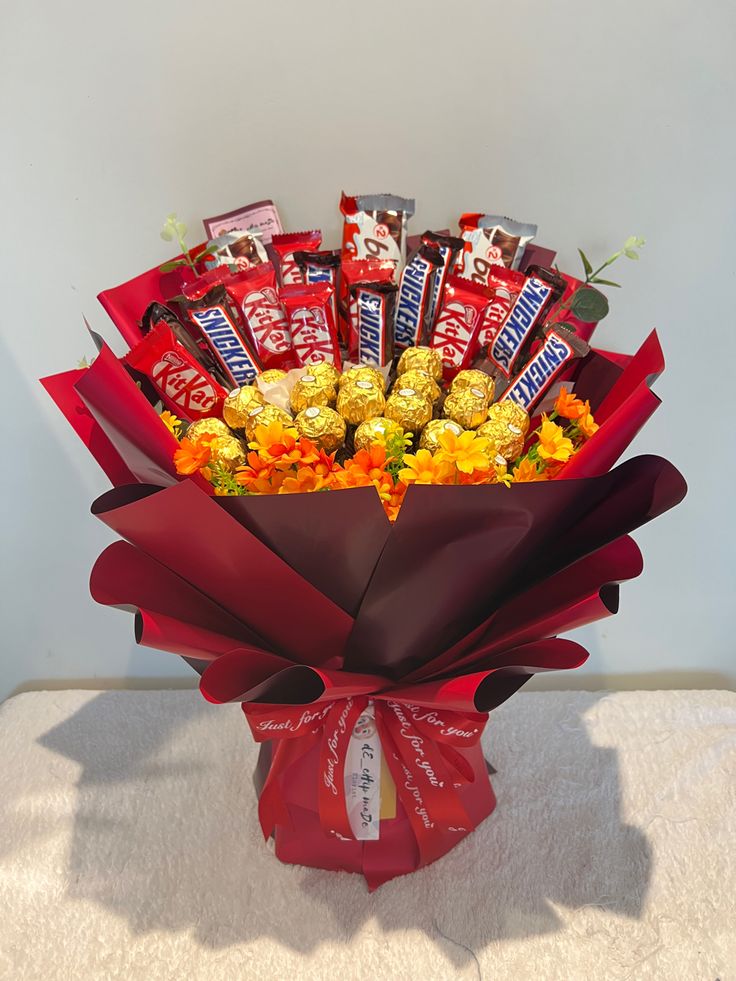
28, 689, 652, 963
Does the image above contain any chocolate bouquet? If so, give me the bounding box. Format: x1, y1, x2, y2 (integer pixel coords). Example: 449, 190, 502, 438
42, 196, 686, 888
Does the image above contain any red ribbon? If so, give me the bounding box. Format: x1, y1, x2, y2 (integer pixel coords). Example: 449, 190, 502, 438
242, 692, 487, 867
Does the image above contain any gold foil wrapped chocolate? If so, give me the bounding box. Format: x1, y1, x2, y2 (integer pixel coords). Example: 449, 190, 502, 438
208, 434, 247, 471
222, 385, 266, 429
243, 403, 293, 442
396, 345, 443, 381
290, 373, 337, 413
450, 368, 495, 401
419, 418, 465, 453
354, 416, 404, 452
185, 417, 233, 441
397, 368, 441, 403
338, 364, 386, 392
258, 368, 288, 385
294, 405, 346, 453
336, 379, 386, 425
385, 386, 432, 431
307, 360, 341, 389
443, 386, 489, 429
477, 401, 530, 460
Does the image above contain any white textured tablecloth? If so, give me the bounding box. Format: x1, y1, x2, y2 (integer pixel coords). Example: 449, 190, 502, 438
0, 689, 733, 980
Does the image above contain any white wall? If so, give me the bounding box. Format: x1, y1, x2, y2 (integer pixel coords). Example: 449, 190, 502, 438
2, 0, 734, 701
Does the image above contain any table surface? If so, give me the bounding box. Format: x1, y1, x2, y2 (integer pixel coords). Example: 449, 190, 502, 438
0, 689, 733, 981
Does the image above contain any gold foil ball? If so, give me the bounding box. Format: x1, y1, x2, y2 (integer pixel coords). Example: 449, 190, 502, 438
208, 434, 247, 471
339, 365, 386, 392
397, 368, 441, 403
259, 369, 288, 385
419, 418, 465, 453
477, 401, 530, 460
385, 386, 433, 431
450, 369, 495, 401
290, 373, 337, 414
354, 416, 405, 452
396, 346, 444, 381
185, 417, 233, 441
443, 386, 489, 429
243, 403, 293, 441
336, 379, 386, 425
307, 361, 341, 389
222, 385, 266, 429
294, 405, 346, 453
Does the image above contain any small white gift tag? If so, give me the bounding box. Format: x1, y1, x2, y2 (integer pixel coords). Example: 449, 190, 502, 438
343, 702, 382, 841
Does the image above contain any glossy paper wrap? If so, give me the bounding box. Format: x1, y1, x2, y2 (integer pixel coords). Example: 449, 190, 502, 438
41, 329, 686, 888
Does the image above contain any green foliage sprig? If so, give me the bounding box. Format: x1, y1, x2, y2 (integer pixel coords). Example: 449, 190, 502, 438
158, 213, 219, 275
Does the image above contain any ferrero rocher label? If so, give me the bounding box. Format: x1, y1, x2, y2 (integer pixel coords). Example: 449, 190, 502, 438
396, 345, 443, 381
208, 434, 247, 471
336, 379, 386, 425
443, 386, 489, 429
478, 401, 530, 460
294, 405, 346, 452
243, 403, 293, 441
450, 368, 495, 401
385, 386, 432, 431
308, 360, 341, 389
339, 365, 386, 392
397, 368, 441, 403
258, 369, 288, 385
290, 374, 337, 414
419, 418, 465, 453
222, 385, 267, 429
185, 417, 233, 441
354, 416, 404, 452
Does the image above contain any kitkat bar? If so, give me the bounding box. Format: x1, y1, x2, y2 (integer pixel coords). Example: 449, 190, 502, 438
125, 320, 228, 421
487, 265, 566, 378
349, 280, 398, 366
421, 230, 465, 331
178, 284, 261, 387
476, 265, 527, 350
393, 243, 444, 350
429, 274, 492, 380
271, 231, 322, 286
456, 212, 538, 275
498, 326, 589, 412
280, 282, 342, 369
225, 263, 297, 371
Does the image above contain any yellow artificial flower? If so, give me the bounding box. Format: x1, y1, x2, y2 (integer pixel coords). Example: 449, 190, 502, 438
160, 410, 183, 439
537, 416, 575, 463
435, 429, 492, 475
398, 449, 452, 485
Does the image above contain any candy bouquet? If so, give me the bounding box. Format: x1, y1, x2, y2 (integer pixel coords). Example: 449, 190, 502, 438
42, 195, 686, 888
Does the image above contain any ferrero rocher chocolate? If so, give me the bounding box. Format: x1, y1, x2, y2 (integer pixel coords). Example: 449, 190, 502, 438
443, 386, 489, 429
354, 416, 404, 452
185, 417, 233, 441
294, 405, 346, 452
307, 360, 341, 389
222, 385, 266, 429
243, 403, 293, 441
289, 373, 337, 413
385, 386, 432, 431
397, 368, 441, 403
338, 364, 386, 392
258, 368, 288, 385
477, 401, 531, 460
208, 434, 247, 471
396, 345, 444, 381
419, 418, 465, 453
450, 368, 495, 401
336, 379, 386, 425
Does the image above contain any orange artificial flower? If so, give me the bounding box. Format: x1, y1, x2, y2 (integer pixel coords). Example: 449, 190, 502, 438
383, 480, 407, 521
345, 443, 389, 482
333, 467, 372, 490
512, 457, 548, 482
312, 449, 342, 485
174, 436, 211, 475
577, 404, 599, 439
398, 449, 452, 485
435, 429, 492, 475
249, 420, 299, 453
248, 421, 319, 469
279, 467, 328, 494
554, 386, 587, 421
235, 451, 275, 488
537, 416, 575, 464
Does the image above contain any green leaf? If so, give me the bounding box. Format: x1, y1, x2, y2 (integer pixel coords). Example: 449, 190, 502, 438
175, 221, 187, 239
570, 286, 610, 322
160, 228, 173, 242
624, 235, 638, 250
590, 277, 621, 287
624, 249, 639, 260
577, 248, 593, 277
158, 259, 185, 273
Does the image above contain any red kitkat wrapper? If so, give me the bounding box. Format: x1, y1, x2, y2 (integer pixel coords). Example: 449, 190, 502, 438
225, 263, 297, 370
429, 274, 492, 379
271, 230, 322, 286
476, 264, 526, 349
124, 320, 227, 421
280, 282, 341, 369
